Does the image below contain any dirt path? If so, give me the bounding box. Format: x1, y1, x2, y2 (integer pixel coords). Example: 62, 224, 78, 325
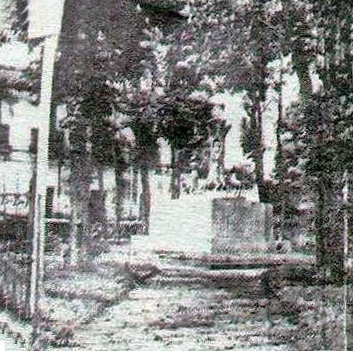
73, 285, 292, 351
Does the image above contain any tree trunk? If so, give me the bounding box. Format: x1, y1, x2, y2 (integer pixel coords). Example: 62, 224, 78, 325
316, 175, 345, 282
292, 31, 346, 281
114, 168, 125, 226
253, 97, 267, 203
295, 65, 313, 102
140, 164, 151, 235
276, 68, 285, 241
67, 103, 92, 265
69, 203, 80, 266
26, 128, 38, 318
114, 156, 125, 226
170, 146, 181, 199
98, 168, 104, 193
316, 179, 326, 271
97, 167, 106, 222
132, 164, 139, 205
347, 174, 353, 258
250, 4, 268, 203
69, 179, 91, 265
217, 122, 231, 175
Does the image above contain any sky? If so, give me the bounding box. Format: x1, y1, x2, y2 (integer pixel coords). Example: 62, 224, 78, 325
0, 0, 39, 67
0, 0, 65, 38
0, 41, 38, 67
213, 64, 301, 178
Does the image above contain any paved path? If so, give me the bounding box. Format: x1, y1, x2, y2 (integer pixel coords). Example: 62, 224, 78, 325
90, 241, 301, 351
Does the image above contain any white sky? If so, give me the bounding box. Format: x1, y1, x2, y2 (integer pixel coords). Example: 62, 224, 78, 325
0, 41, 39, 67
0, 0, 65, 38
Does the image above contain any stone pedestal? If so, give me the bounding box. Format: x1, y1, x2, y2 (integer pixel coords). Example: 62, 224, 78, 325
211, 198, 273, 254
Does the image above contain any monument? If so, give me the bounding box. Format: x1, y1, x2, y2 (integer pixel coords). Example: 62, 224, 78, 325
211, 197, 273, 254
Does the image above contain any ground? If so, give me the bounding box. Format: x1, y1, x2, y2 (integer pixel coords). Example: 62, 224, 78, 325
29, 233, 353, 350
0, 235, 350, 351
44, 242, 294, 351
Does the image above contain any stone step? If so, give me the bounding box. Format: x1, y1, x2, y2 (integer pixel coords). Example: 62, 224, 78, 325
150, 272, 265, 297
161, 267, 266, 278
158, 251, 315, 269
231, 325, 297, 344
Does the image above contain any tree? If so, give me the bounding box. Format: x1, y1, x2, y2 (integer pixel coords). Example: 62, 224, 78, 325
277, 1, 353, 281
304, 2, 353, 281
0, 9, 42, 119
165, 0, 286, 202
51, 0, 185, 248
134, 14, 235, 199
173, 0, 352, 279
156, 97, 219, 198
